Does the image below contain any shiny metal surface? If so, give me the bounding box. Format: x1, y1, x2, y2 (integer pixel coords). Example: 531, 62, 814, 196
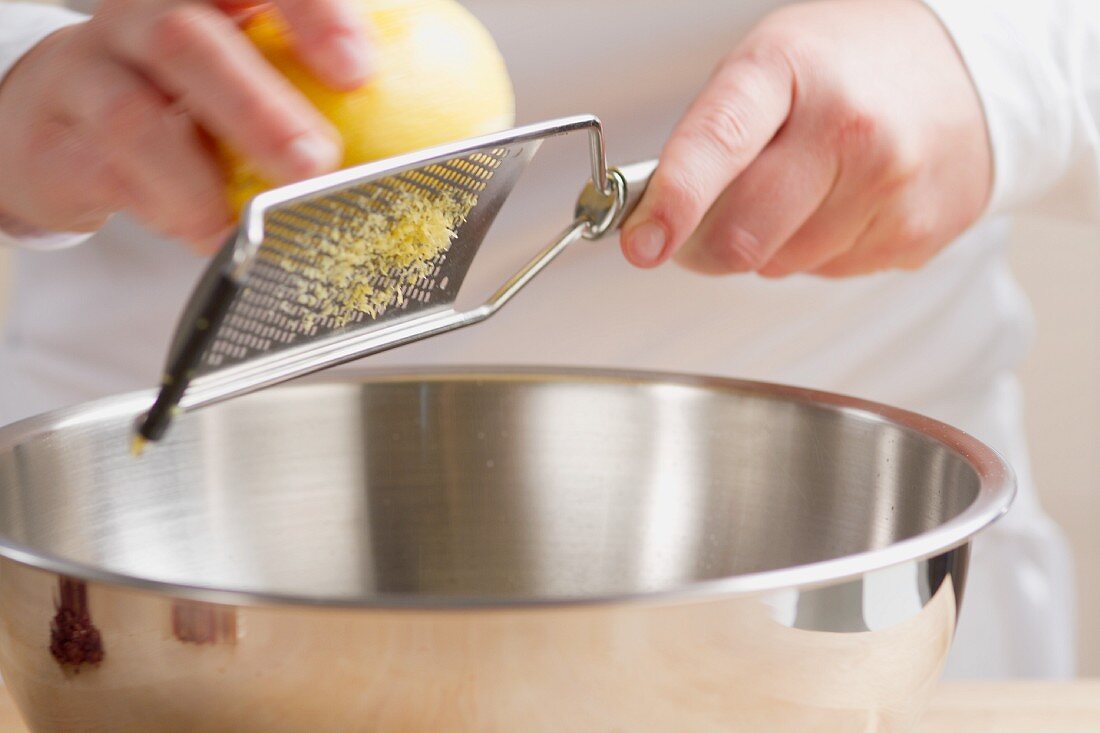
0, 369, 1012, 732
576, 158, 657, 239
178, 220, 590, 415
236, 115, 615, 274
143, 117, 622, 440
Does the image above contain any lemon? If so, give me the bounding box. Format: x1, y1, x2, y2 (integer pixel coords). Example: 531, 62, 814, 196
226, 0, 515, 211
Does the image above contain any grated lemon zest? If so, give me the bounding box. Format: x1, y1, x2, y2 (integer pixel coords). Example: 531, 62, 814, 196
129, 434, 147, 458
281, 187, 476, 331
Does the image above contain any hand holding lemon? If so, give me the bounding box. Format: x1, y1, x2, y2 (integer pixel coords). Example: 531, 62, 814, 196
227, 0, 515, 210
0, 0, 514, 250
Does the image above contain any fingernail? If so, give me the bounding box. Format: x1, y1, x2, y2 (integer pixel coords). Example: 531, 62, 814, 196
325, 34, 373, 88
286, 134, 341, 178
627, 222, 668, 265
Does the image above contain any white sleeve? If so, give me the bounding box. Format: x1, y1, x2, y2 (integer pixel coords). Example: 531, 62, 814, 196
921, 0, 1100, 222
0, 2, 91, 250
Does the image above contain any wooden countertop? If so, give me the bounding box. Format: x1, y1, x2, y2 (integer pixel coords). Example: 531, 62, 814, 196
915, 681, 1100, 732
0, 681, 1094, 731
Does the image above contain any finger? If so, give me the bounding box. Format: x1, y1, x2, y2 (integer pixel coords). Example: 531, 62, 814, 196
812, 203, 935, 278
759, 118, 918, 278
268, 0, 374, 90
189, 224, 236, 256
754, 180, 882, 278
673, 123, 838, 276
62, 60, 232, 242
620, 42, 795, 268
110, 2, 342, 183
214, 0, 268, 22
213, 0, 267, 16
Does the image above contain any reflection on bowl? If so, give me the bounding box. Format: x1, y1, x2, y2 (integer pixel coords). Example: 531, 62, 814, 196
0, 368, 1012, 732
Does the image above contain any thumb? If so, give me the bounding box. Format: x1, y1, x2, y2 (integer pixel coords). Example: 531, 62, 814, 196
621, 42, 794, 268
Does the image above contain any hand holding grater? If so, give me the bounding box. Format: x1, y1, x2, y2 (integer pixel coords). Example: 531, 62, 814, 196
134, 114, 656, 446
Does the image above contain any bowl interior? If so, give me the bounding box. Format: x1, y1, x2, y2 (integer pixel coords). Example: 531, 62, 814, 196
0, 372, 993, 603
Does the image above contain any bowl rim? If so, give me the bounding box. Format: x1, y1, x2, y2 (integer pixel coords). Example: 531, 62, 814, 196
0, 365, 1015, 610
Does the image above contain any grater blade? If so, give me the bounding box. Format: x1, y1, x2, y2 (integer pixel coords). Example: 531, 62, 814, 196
135, 115, 627, 444
200, 143, 533, 375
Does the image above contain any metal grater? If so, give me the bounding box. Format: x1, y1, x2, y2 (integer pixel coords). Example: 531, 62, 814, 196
135, 114, 656, 444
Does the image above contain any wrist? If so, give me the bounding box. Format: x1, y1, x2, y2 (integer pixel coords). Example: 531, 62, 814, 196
0, 22, 100, 247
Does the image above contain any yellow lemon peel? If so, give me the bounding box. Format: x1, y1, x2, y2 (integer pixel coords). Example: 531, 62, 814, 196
225, 0, 515, 212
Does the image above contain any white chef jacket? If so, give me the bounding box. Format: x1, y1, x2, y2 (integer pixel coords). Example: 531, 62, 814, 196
0, 0, 1094, 679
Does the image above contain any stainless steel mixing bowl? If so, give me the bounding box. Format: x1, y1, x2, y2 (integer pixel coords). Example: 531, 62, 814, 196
0, 368, 1012, 732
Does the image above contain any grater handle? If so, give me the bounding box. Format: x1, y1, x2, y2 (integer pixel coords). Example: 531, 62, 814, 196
575, 159, 658, 239
614, 159, 658, 225
135, 230, 243, 443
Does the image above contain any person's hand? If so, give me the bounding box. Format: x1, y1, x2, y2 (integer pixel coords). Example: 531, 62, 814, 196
0, 0, 373, 252
620, 0, 991, 278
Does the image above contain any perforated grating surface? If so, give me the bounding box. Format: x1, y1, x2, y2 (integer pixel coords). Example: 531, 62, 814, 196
196, 147, 522, 375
